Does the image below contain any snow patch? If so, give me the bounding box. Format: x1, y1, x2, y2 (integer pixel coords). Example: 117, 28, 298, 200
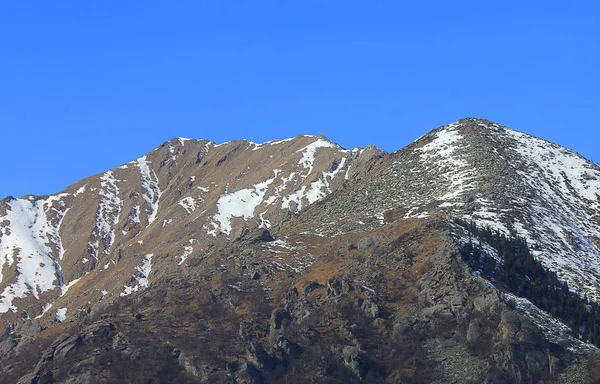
61, 276, 82, 296
73, 185, 87, 197
120, 254, 153, 296
89, 170, 121, 259
0, 196, 68, 313
210, 176, 276, 235
136, 156, 162, 225
178, 197, 197, 214
55, 307, 67, 322
252, 137, 294, 151
297, 138, 338, 175
179, 239, 196, 265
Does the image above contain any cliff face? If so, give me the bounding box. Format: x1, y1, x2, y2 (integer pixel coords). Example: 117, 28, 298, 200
2, 119, 600, 383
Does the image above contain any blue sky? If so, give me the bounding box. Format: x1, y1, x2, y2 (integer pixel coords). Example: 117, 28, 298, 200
1, 1, 599, 198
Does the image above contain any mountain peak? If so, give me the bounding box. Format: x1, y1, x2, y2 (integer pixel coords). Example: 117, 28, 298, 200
295, 117, 600, 301
457, 116, 500, 126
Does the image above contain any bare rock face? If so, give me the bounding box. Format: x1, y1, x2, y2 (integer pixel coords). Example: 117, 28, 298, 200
2, 121, 600, 383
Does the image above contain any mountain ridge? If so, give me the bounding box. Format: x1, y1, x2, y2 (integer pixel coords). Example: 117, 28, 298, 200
3, 118, 600, 383
0, 133, 385, 320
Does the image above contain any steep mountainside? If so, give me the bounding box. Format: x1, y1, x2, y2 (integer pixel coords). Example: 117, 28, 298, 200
292, 119, 600, 300
0, 135, 383, 323
2, 119, 600, 384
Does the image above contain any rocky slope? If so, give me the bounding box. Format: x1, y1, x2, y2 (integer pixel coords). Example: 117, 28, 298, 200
292, 119, 600, 300
0, 134, 384, 324
2, 119, 600, 383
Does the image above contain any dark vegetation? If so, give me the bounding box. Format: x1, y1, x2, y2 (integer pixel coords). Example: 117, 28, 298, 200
455, 218, 600, 346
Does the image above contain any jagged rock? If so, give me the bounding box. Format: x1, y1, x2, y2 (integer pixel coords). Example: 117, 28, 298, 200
246, 229, 275, 243
17, 373, 39, 384
227, 361, 262, 384
357, 237, 375, 251
285, 287, 299, 303
498, 311, 522, 342
269, 309, 290, 331
61, 372, 94, 384
1, 338, 18, 355
327, 278, 353, 296
473, 292, 501, 312
111, 332, 131, 355
246, 342, 278, 373
16, 320, 41, 340
302, 281, 322, 295
82, 321, 115, 343
330, 344, 367, 379
177, 352, 220, 382
354, 297, 380, 319
53, 334, 82, 362
467, 319, 481, 345
420, 304, 455, 332
271, 337, 302, 360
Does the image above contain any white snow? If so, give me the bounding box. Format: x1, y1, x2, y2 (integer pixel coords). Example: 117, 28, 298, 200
35, 303, 53, 319
450, 126, 600, 301
61, 276, 82, 296
177, 137, 191, 146
178, 197, 197, 214
415, 123, 476, 203
304, 157, 347, 204
268, 238, 295, 250
439, 121, 600, 301
179, 240, 195, 265
280, 185, 308, 211
56, 307, 67, 322
0, 196, 68, 313
137, 254, 152, 288
281, 157, 349, 212
89, 170, 122, 259
297, 138, 338, 175
120, 254, 153, 296
136, 156, 162, 225
211, 176, 276, 235
252, 137, 294, 151
130, 205, 141, 224
73, 185, 87, 196
502, 292, 596, 353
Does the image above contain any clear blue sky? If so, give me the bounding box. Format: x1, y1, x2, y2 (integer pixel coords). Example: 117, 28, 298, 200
1, 1, 599, 198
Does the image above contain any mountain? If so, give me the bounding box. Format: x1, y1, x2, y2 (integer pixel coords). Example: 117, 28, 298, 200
292, 119, 600, 299
0, 135, 383, 321
2, 119, 600, 384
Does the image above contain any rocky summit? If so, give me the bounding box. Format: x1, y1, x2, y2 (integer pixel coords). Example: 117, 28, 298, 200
2, 118, 600, 383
